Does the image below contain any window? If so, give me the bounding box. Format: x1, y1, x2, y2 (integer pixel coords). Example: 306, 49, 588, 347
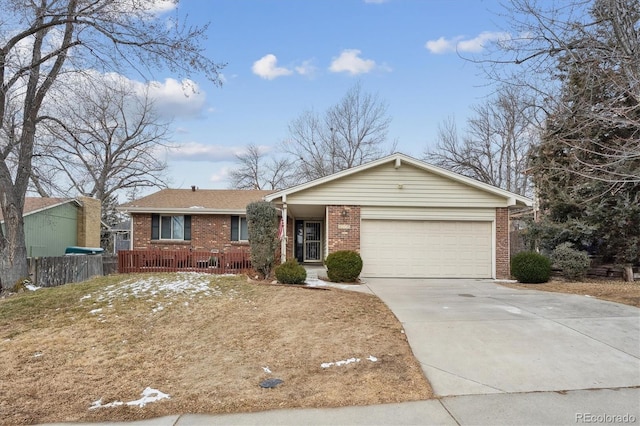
151, 214, 191, 240
231, 216, 248, 241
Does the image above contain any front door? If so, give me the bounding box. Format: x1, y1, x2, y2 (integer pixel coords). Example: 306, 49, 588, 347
303, 221, 322, 262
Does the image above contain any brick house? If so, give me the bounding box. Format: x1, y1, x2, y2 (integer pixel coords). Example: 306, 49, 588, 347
119, 154, 532, 279
266, 153, 532, 280
117, 189, 273, 254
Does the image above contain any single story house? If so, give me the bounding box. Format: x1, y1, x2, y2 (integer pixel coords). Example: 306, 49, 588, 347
266, 153, 532, 279
0, 196, 101, 257
117, 189, 273, 253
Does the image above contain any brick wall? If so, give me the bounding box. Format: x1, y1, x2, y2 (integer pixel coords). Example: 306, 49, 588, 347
77, 196, 101, 248
327, 205, 360, 254
495, 207, 510, 279
131, 213, 249, 253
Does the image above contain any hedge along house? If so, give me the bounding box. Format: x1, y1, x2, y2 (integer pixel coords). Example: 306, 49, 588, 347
0, 196, 102, 257
117, 188, 273, 253
266, 153, 533, 279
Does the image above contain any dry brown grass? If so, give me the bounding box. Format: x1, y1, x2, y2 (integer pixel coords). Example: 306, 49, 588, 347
0, 273, 432, 425
499, 278, 640, 307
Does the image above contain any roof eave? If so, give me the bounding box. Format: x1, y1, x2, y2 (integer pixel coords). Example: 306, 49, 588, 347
117, 207, 248, 215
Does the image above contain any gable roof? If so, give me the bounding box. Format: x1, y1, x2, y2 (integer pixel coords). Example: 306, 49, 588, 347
265, 153, 533, 207
0, 197, 79, 222
118, 189, 274, 215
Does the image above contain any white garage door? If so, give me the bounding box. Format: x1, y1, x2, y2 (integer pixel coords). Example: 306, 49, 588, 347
360, 220, 493, 278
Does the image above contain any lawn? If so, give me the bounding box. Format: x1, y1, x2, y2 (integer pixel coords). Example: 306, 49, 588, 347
499, 278, 640, 307
0, 273, 432, 425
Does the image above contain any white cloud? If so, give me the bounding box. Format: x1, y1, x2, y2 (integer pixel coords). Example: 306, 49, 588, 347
329, 49, 376, 75
252, 54, 293, 80
143, 78, 207, 119
425, 31, 511, 54
295, 60, 317, 77
166, 142, 243, 162
209, 166, 231, 183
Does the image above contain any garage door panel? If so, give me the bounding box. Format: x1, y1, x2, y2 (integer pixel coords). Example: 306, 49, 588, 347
361, 220, 492, 278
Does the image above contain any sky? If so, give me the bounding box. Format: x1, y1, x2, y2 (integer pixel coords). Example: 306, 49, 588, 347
143, 0, 512, 190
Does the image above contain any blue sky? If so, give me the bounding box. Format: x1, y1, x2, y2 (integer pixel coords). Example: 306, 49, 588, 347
147, 0, 511, 189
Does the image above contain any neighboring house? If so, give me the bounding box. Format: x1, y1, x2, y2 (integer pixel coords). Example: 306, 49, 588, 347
0, 196, 102, 257
266, 153, 532, 280
106, 219, 132, 254
117, 189, 273, 253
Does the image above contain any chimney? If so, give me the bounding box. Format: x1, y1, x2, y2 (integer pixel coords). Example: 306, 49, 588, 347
191, 185, 196, 192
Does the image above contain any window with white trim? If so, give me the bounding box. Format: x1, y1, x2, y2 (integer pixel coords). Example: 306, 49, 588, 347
231, 216, 248, 241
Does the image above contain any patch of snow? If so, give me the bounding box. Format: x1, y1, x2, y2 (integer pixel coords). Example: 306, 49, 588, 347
321, 357, 360, 368
503, 306, 522, 314
126, 387, 170, 407
366, 355, 378, 362
262, 366, 272, 373
585, 295, 592, 298
89, 387, 170, 410
89, 399, 123, 410
25, 283, 40, 291
33, 352, 43, 358
89, 308, 102, 315
80, 294, 92, 301
443, 306, 449, 309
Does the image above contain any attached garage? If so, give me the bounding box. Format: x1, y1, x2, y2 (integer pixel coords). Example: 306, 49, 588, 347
265, 153, 533, 280
360, 219, 492, 278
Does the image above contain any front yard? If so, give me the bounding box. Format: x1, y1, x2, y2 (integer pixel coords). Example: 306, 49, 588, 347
499, 278, 640, 308
0, 273, 432, 425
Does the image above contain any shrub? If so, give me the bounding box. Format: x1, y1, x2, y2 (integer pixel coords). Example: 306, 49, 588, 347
325, 250, 363, 283
511, 251, 551, 283
275, 259, 307, 284
552, 242, 591, 281
246, 201, 279, 279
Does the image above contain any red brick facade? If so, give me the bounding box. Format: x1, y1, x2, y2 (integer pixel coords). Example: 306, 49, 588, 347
495, 207, 510, 279
327, 205, 361, 254
131, 213, 250, 253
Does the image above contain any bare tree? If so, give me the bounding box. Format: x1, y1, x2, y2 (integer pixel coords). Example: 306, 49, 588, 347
228, 144, 293, 190
478, 0, 639, 184
0, 0, 224, 291
34, 77, 170, 203
424, 86, 537, 196
282, 82, 392, 182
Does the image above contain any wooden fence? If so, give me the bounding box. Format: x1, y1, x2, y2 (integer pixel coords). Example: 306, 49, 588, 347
117, 250, 252, 275
28, 255, 117, 288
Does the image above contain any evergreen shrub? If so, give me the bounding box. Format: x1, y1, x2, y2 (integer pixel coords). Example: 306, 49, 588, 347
511, 251, 551, 283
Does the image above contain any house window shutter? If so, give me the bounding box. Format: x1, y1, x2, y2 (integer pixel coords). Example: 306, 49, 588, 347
184, 215, 191, 240
151, 214, 159, 240
231, 216, 239, 241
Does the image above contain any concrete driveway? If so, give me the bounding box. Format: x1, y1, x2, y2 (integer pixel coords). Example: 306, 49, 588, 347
363, 278, 640, 397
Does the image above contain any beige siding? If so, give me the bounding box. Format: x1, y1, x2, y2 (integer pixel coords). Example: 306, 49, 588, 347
287, 163, 507, 208
361, 206, 496, 221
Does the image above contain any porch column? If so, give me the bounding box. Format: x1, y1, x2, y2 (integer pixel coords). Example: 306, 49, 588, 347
280, 203, 287, 263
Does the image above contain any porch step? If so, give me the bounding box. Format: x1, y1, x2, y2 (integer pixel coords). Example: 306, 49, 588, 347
306, 270, 318, 281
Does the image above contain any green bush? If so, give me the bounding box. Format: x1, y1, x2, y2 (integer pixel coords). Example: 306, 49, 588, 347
511, 251, 551, 283
246, 201, 279, 279
275, 259, 307, 284
552, 242, 591, 281
325, 250, 363, 283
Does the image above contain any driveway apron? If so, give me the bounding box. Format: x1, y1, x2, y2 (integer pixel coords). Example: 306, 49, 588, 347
363, 278, 640, 397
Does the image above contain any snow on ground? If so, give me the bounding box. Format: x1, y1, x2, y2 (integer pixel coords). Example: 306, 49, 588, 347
90, 387, 170, 410
321, 356, 378, 369
80, 273, 235, 319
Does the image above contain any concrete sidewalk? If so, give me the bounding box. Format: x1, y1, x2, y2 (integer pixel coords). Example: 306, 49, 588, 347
43, 388, 640, 425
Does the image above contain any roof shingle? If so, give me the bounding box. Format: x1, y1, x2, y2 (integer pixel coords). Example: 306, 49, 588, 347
119, 189, 273, 211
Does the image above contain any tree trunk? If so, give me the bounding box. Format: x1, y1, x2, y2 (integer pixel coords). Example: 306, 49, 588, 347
622, 265, 635, 282
0, 205, 29, 292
